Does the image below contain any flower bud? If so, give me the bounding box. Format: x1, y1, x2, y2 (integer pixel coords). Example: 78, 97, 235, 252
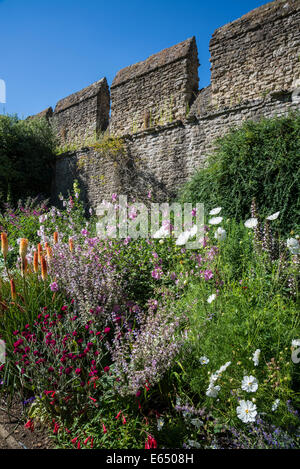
53, 232, 58, 244
41, 255, 47, 281
19, 238, 28, 262
33, 251, 39, 273
1, 232, 8, 260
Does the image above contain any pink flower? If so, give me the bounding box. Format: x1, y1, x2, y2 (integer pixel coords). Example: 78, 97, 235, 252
50, 282, 59, 292
102, 423, 107, 434
104, 327, 110, 334
75, 368, 81, 375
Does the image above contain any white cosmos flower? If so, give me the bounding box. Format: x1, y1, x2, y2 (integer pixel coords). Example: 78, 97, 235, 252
152, 225, 169, 239
252, 349, 261, 367
241, 375, 258, 393
175, 230, 190, 246
189, 224, 198, 237
207, 294, 216, 303
272, 399, 280, 412
208, 216, 223, 225
199, 356, 209, 365
237, 400, 257, 423
266, 211, 280, 221
209, 207, 222, 215
217, 361, 231, 374
214, 227, 226, 241
292, 339, 300, 347
206, 384, 220, 398
287, 238, 300, 255
175, 225, 198, 246
244, 218, 258, 228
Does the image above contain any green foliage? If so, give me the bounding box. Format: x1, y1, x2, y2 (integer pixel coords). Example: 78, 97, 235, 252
173, 219, 300, 434
179, 113, 300, 235
0, 115, 57, 206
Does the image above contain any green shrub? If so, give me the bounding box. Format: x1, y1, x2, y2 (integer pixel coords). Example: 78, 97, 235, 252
178, 113, 300, 235
0, 115, 57, 206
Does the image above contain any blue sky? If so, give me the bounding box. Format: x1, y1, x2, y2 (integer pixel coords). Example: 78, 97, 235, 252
0, 0, 271, 118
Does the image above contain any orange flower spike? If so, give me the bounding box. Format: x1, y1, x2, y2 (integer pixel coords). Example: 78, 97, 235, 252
41, 255, 47, 281
1, 232, 8, 260
33, 251, 39, 273
10, 278, 16, 300
19, 238, 29, 262
69, 238, 74, 252
46, 246, 52, 262
37, 243, 43, 263
53, 232, 58, 245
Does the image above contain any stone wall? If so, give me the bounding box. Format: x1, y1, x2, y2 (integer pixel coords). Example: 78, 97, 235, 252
52, 78, 110, 145
52, 92, 299, 208
209, 0, 300, 109
110, 37, 199, 136
47, 0, 300, 208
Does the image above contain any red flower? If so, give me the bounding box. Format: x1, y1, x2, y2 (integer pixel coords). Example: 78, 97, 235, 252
145, 434, 157, 449
24, 419, 34, 432
102, 423, 107, 434
103, 366, 110, 373
53, 422, 60, 434
104, 327, 110, 334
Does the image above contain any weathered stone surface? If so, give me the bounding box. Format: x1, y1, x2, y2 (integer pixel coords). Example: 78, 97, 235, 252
110, 37, 199, 136
209, 0, 300, 109
52, 93, 299, 208
26, 106, 53, 122
52, 78, 110, 146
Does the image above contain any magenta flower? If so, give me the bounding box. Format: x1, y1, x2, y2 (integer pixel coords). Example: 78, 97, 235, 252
50, 282, 59, 292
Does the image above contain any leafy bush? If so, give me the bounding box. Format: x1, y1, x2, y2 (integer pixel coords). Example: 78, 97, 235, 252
0, 115, 57, 206
178, 113, 300, 235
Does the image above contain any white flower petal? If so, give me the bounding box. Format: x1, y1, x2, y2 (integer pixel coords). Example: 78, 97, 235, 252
214, 227, 226, 241
266, 211, 280, 221
207, 294, 216, 304
208, 217, 223, 225
209, 207, 222, 215
244, 218, 258, 228
236, 400, 257, 423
